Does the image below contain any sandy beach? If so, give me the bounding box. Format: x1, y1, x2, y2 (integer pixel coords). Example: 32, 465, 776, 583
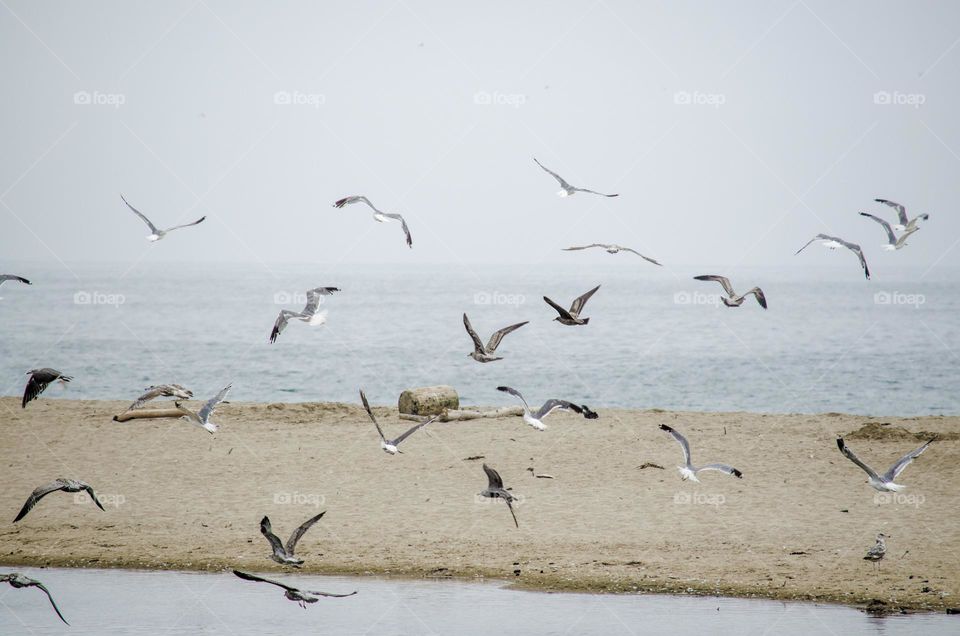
0, 397, 957, 613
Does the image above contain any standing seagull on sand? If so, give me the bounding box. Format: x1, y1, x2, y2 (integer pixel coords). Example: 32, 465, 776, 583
659, 424, 743, 482
13, 478, 105, 522
563, 244, 661, 266
693, 275, 767, 309
125, 383, 193, 412
533, 158, 618, 197
232, 570, 356, 608
874, 199, 929, 232
121, 194, 205, 242
22, 368, 72, 409
0, 573, 68, 625
859, 212, 918, 251
479, 464, 519, 528
795, 234, 870, 280
463, 313, 529, 362
260, 511, 326, 567
836, 437, 935, 492
497, 386, 591, 431
269, 287, 340, 343
174, 384, 231, 433
543, 284, 600, 326
0, 274, 30, 299
360, 389, 438, 454
863, 533, 888, 571
333, 195, 412, 248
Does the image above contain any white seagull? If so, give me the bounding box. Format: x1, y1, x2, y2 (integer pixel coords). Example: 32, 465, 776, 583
836, 437, 935, 492
269, 287, 340, 343
14, 478, 105, 523
463, 313, 529, 363
359, 389, 438, 454
479, 464, 519, 528
232, 570, 356, 608
174, 384, 231, 433
659, 424, 743, 482
22, 368, 72, 409
693, 275, 767, 309
260, 511, 326, 566
333, 195, 412, 248
533, 157, 618, 197
497, 386, 589, 431
125, 383, 193, 412
859, 212, 918, 251
874, 199, 929, 232
121, 194, 205, 241
563, 244, 661, 266
0, 573, 68, 625
795, 234, 870, 280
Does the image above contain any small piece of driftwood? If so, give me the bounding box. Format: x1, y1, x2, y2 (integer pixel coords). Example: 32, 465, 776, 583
400, 406, 523, 423
113, 408, 182, 422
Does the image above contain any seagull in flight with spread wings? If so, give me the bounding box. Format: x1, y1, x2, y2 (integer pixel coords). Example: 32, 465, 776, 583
121, 194, 205, 242
360, 389, 438, 454
836, 437, 935, 492
693, 275, 767, 308
563, 243, 661, 266
333, 195, 412, 248
874, 199, 929, 233
232, 570, 356, 608
463, 313, 528, 362
269, 287, 340, 343
13, 478, 105, 523
260, 511, 326, 566
174, 384, 231, 433
1, 573, 69, 624
497, 386, 592, 431
533, 158, 618, 197
479, 464, 519, 528
795, 234, 870, 280
659, 424, 743, 482
543, 284, 600, 325
859, 212, 919, 251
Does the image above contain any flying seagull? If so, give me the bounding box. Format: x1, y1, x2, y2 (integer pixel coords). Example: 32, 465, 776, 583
360, 389, 438, 454
232, 570, 356, 608
533, 157, 618, 197
479, 464, 519, 528
659, 424, 743, 482
543, 284, 600, 325
269, 287, 340, 343
0, 274, 30, 293
795, 234, 870, 280
0, 573, 68, 625
22, 368, 72, 409
333, 195, 412, 248
563, 244, 661, 266
859, 212, 918, 251
463, 313, 528, 362
174, 384, 231, 433
874, 199, 929, 232
121, 194, 205, 242
836, 437, 934, 492
260, 512, 326, 567
125, 383, 193, 412
693, 275, 767, 309
14, 478, 105, 523
497, 386, 590, 431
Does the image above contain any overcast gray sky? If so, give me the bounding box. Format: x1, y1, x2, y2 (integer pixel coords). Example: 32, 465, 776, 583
2, 1, 958, 271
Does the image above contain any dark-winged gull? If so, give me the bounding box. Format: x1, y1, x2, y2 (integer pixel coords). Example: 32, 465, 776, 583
659, 424, 743, 482
125, 383, 193, 412
836, 437, 934, 492
232, 570, 356, 608
533, 158, 618, 197
479, 464, 519, 528
13, 478, 105, 523
0, 573, 68, 624
269, 287, 340, 344
121, 194, 205, 241
463, 313, 528, 362
563, 243, 661, 265
874, 199, 929, 232
864, 533, 888, 571
174, 384, 231, 433
693, 275, 767, 309
496, 386, 591, 431
22, 368, 72, 409
543, 284, 600, 326
795, 234, 870, 280
260, 511, 326, 567
859, 212, 918, 250
0, 274, 31, 296
333, 195, 412, 248
359, 389, 438, 454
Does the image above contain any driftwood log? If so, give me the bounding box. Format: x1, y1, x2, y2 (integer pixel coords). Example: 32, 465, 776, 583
400, 406, 523, 423
398, 385, 459, 416
113, 408, 182, 422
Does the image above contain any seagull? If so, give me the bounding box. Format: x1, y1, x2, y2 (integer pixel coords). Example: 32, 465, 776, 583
359, 389, 438, 454
125, 383, 193, 412
836, 437, 935, 492
659, 424, 743, 482
543, 284, 600, 325
874, 199, 929, 232
693, 275, 767, 309
0, 573, 68, 624
497, 386, 589, 431
269, 287, 340, 343
795, 234, 870, 280
863, 533, 888, 571
563, 244, 661, 265
260, 512, 326, 566
463, 313, 528, 362
0, 274, 30, 299
121, 194, 205, 242
232, 570, 356, 608
479, 464, 518, 528
333, 195, 412, 248
173, 384, 231, 433
533, 158, 618, 197
22, 368, 72, 409
13, 478, 105, 523
859, 212, 918, 251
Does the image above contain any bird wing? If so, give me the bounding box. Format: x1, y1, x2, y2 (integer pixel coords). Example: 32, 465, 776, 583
82, 484, 105, 511
485, 321, 529, 352
562, 244, 605, 251
884, 438, 935, 481
574, 187, 618, 197
482, 464, 504, 489
621, 248, 662, 265
305, 589, 358, 598
270, 310, 297, 344
462, 313, 486, 354
285, 510, 326, 555
836, 438, 882, 481
569, 284, 601, 316
359, 389, 386, 442
504, 497, 519, 528
693, 275, 735, 297
794, 234, 831, 255
22, 373, 53, 408
534, 399, 580, 420
31, 580, 69, 625
698, 464, 743, 478
127, 385, 166, 411
333, 195, 381, 214
120, 194, 160, 234
198, 384, 231, 422
259, 516, 286, 557
659, 424, 692, 467
382, 213, 412, 248
303, 287, 340, 316
0, 274, 30, 285
392, 415, 438, 446
532, 157, 572, 190
497, 385, 530, 413
875, 199, 908, 226
165, 216, 206, 233
859, 212, 897, 245
894, 227, 919, 248
845, 241, 871, 280
233, 570, 297, 592
744, 287, 768, 309
14, 480, 68, 522
543, 296, 573, 320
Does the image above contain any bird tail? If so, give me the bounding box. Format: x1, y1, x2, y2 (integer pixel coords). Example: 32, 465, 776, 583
202, 421, 218, 434
581, 317, 590, 324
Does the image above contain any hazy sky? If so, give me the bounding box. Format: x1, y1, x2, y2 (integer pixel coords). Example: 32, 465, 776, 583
2, 1, 959, 272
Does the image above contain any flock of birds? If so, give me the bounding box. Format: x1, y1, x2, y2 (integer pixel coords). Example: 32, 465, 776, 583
0, 161, 936, 624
